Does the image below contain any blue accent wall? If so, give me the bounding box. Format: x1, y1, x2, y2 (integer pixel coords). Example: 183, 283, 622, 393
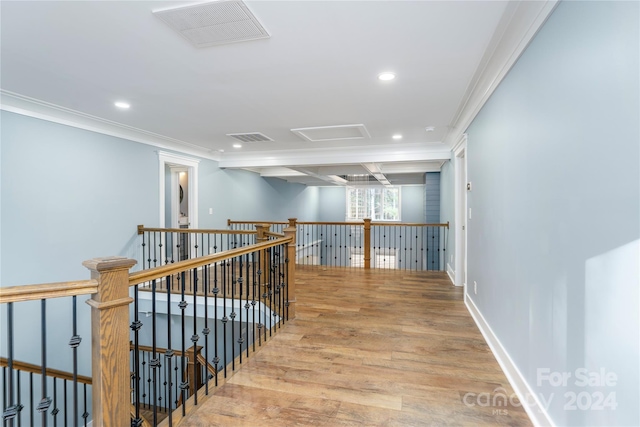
466, 2, 639, 425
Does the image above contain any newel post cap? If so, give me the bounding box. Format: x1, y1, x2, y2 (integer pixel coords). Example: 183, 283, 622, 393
82, 256, 137, 273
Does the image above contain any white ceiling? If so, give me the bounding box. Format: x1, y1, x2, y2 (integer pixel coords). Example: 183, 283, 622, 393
0, 0, 556, 186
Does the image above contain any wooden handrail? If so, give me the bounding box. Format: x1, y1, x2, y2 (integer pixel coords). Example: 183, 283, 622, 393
229, 220, 449, 228
370, 221, 449, 228
0, 357, 92, 385
196, 354, 217, 377
138, 225, 255, 235
265, 231, 286, 238
0, 280, 99, 304
228, 219, 288, 226
129, 236, 293, 286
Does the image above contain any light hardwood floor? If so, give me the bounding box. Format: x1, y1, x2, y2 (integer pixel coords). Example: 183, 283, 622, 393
180, 266, 531, 426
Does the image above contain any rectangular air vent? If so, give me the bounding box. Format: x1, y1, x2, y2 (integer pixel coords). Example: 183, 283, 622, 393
154, 1, 270, 48
291, 124, 371, 142
226, 132, 274, 143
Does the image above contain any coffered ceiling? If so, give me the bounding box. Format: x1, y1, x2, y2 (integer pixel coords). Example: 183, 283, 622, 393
0, 0, 557, 186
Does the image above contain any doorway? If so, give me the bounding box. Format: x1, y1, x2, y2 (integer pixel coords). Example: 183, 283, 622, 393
158, 151, 200, 260
454, 136, 467, 290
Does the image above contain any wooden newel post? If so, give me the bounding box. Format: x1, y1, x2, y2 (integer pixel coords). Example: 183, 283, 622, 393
255, 224, 270, 243
83, 256, 137, 427
363, 219, 372, 269
283, 218, 297, 318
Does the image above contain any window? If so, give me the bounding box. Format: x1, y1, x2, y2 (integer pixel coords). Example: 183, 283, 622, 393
346, 187, 400, 221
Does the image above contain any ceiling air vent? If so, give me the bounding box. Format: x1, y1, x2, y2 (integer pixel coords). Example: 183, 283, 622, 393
226, 132, 274, 143
291, 124, 371, 142
153, 1, 270, 48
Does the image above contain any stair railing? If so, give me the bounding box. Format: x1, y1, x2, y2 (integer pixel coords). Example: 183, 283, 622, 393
1, 220, 297, 426
229, 219, 449, 271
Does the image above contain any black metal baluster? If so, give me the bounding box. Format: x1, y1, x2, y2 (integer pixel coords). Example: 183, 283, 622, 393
142, 231, 148, 270
141, 351, 147, 409
251, 252, 257, 352
3, 302, 16, 427
165, 274, 173, 426
321, 225, 325, 266
222, 261, 228, 378
245, 254, 250, 358
179, 271, 188, 416
436, 226, 440, 270
428, 226, 432, 271
63, 379, 67, 427
153, 231, 158, 267
130, 285, 142, 426
69, 296, 81, 427
151, 279, 159, 425
38, 300, 51, 427
191, 267, 199, 406
17, 370, 23, 426
81, 384, 87, 427
203, 264, 210, 396
284, 246, 290, 321
213, 262, 220, 387
29, 372, 34, 427
230, 256, 236, 372
237, 256, 244, 364
52, 379, 58, 427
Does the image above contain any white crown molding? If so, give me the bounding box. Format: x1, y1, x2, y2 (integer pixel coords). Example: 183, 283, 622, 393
0, 90, 221, 162
444, 0, 559, 148
218, 142, 452, 169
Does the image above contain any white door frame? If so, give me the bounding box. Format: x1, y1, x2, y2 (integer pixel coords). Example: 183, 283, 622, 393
158, 151, 199, 229
454, 135, 467, 289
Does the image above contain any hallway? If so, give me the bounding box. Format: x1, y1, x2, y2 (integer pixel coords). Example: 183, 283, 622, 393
180, 267, 531, 426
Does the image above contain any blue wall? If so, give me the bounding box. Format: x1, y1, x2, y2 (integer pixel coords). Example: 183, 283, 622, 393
0, 110, 325, 422
466, 2, 639, 426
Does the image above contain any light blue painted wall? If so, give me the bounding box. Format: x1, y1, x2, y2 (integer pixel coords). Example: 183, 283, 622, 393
466, 2, 639, 426
198, 165, 320, 228
439, 161, 455, 273
318, 187, 347, 221
0, 110, 324, 422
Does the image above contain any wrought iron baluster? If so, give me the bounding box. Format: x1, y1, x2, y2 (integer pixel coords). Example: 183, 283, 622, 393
203, 264, 210, 395
245, 254, 251, 358
81, 384, 87, 427
191, 267, 199, 406
213, 261, 220, 387
179, 270, 188, 416
238, 256, 245, 364
151, 279, 159, 426
52, 378, 57, 427
63, 379, 67, 427
251, 252, 257, 352
230, 257, 236, 372
69, 296, 81, 427
165, 274, 173, 426
3, 302, 16, 427
39, 300, 51, 427
30, 372, 34, 427
130, 285, 142, 427
222, 261, 229, 377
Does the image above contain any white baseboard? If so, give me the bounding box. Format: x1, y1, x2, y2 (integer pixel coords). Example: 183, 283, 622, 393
464, 294, 555, 427
446, 263, 455, 285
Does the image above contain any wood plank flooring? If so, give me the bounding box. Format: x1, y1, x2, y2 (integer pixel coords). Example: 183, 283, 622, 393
180, 267, 531, 426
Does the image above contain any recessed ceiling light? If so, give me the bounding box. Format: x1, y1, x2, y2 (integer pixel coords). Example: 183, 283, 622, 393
392, 134, 402, 140
425, 126, 435, 132
378, 72, 396, 81
114, 101, 130, 109
233, 143, 242, 148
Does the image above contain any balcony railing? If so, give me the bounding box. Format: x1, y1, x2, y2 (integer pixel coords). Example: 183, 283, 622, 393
228, 219, 449, 271
0, 222, 297, 426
